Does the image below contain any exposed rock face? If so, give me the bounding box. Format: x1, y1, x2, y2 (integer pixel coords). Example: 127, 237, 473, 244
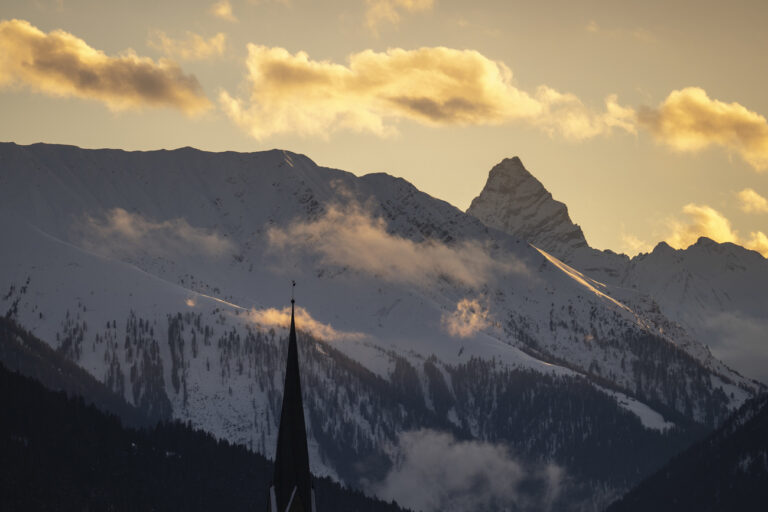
467, 157, 588, 259
466, 155, 768, 383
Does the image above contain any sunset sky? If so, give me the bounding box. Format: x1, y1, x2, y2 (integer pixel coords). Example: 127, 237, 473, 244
1, 0, 767, 256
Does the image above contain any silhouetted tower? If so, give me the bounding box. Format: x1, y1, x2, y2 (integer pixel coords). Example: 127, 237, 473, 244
268, 294, 316, 512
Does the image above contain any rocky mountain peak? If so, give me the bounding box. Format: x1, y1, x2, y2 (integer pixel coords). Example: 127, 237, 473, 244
467, 157, 588, 260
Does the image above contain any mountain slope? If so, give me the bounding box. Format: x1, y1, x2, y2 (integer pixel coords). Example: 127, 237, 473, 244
0, 316, 155, 427
0, 360, 409, 512
605, 393, 768, 512
0, 142, 760, 510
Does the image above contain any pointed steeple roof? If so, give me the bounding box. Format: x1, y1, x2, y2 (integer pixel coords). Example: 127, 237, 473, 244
271, 298, 313, 512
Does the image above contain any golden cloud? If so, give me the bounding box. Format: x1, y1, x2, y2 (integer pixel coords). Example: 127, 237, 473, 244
210, 0, 237, 22
638, 87, 768, 171
665, 203, 739, 249
738, 188, 768, 214
220, 44, 636, 140
247, 305, 366, 341
665, 203, 768, 257
366, 0, 434, 33
0, 19, 210, 114
148, 31, 226, 61
267, 203, 526, 288
441, 298, 490, 338
745, 231, 768, 256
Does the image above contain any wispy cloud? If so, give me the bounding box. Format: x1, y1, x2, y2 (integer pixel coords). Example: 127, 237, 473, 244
148, 31, 227, 61
620, 232, 654, 256
638, 87, 768, 171
247, 305, 366, 341
664, 203, 768, 257
267, 203, 526, 288
210, 0, 238, 22
738, 188, 768, 213
365, 0, 434, 34
220, 45, 635, 140
441, 298, 490, 338
368, 430, 564, 512
585, 20, 656, 43
77, 208, 235, 258
0, 19, 210, 114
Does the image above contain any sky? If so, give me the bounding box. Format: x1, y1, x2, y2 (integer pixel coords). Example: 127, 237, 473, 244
1, 0, 767, 256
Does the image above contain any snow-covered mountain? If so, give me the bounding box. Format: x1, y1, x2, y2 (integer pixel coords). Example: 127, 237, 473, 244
0, 142, 761, 511
467, 157, 590, 261
468, 157, 768, 384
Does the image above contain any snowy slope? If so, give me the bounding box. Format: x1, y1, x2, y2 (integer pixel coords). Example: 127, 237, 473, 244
620, 239, 768, 383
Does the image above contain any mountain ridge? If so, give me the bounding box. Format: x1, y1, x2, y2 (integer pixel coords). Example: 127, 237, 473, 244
467, 156, 768, 383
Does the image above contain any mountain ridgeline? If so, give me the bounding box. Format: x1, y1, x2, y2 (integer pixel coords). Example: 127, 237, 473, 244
0, 142, 764, 511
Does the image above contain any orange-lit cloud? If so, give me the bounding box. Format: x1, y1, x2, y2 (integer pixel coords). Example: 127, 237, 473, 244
441, 298, 490, 338
664, 203, 768, 257
0, 19, 210, 114
148, 31, 227, 60
220, 45, 635, 140
638, 87, 768, 171
738, 188, 768, 213
210, 0, 238, 22
267, 203, 526, 288
247, 305, 366, 341
366, 0, 434, 33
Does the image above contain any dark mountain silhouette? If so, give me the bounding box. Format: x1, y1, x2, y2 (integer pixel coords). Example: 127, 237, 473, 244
605, 393, 768, 511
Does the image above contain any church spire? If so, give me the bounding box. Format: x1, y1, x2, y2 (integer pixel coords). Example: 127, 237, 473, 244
269, 285, 315, 512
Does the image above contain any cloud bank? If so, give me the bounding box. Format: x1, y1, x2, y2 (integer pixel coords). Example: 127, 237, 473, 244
78, 208, 234, 258
220, 45, 635, 140
0, 19, 210, 114
639, 87, 768, 171
665, 203, 768, 257
369, 430, 563, 512
267, 204, 523, 288
365, 0, 434, 33
441, 298, 490, 338
149, 31, 227, 61
247, 305, 366, 341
